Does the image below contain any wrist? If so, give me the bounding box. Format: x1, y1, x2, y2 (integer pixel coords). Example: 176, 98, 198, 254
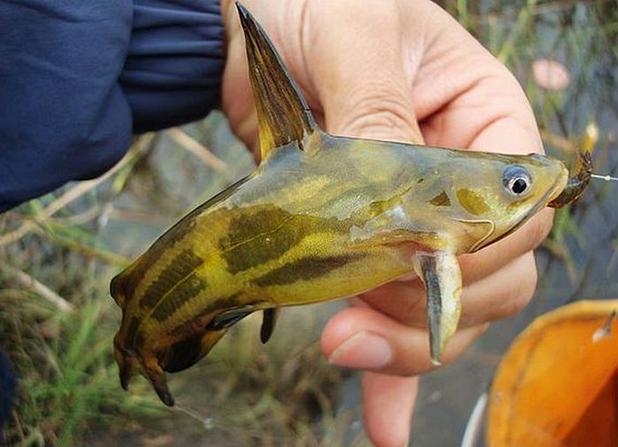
220, 0, 234, 40
221, 0, 252, 45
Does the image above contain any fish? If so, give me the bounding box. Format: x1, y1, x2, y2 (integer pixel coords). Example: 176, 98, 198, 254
110, 2, 590, 407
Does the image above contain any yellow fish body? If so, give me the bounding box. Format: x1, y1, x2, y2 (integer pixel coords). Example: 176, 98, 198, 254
111, 3, 587, 406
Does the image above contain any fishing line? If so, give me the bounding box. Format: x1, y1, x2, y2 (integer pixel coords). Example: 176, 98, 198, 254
173, 403, 214, 429
591, 173, 618, 182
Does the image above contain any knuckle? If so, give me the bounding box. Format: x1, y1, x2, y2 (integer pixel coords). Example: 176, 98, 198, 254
343, 108, 412, 140
468, 65, 541, 146
335, 81, 420, 142
500, 254, 538, 318
517, 258, 538, 306
527, 209, 555, 249
315, 0, 399, 25
480, 60, 527, 102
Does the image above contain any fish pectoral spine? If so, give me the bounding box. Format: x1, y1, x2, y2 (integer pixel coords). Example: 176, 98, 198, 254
414, 251, 462, 365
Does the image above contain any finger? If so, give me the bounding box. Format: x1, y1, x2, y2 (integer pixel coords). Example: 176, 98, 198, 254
458, 251, 537, 327
396, 208, 549, 290
419, 59, 543, 155
321, 306, 487, 376
221, 5, 260, 152
306, 0, 423, 144
409, 0, 553, 288
359, 250, 537, 328
459, 208, 553, 285
363, 207, 551, 302
362, 372, 418, 447
410, 2, 544, 157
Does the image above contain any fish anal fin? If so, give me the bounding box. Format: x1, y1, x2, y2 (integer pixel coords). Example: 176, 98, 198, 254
161, 329, 227, 373
236, 2, 317, 159
414, 251, 462, 365
260, 308, 280, 344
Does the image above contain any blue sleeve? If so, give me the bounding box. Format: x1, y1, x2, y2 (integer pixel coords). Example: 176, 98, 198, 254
0, 0, 224, 212
0, 351, 14, 430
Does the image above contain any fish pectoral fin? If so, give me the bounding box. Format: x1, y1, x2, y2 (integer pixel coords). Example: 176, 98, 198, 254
236, 3, 317, 160
260, 308, 280, 344
414, 251, 462, 366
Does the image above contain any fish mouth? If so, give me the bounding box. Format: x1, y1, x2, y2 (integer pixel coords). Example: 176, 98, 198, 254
471, 172, 567, 252
507, 172, 568, 234
546, 167, 570, 205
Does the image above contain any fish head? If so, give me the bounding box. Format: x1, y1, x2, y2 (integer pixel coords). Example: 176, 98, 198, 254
448, 151, 567, 252
397, 150, 569, 253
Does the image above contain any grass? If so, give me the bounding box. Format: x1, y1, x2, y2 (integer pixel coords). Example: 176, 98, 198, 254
1, 1, 618, 446
0, 117, 358, 446
0, 137, 163, 446
0, 298, 161, 446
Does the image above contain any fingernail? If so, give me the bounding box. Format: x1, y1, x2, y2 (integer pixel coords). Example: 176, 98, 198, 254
328, 331, 392, 369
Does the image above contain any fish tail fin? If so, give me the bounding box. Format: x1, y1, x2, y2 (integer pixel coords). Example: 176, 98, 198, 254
113, 333, 138, 391
143, 357, 175, 407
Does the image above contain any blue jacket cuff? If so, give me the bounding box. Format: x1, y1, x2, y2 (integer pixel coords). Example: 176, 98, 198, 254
0, 0, 225, 212
0, 350, 15, 430
122, 0, 225, 132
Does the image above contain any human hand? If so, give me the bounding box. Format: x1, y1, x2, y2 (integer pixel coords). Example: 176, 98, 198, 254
221, 1, 552, 446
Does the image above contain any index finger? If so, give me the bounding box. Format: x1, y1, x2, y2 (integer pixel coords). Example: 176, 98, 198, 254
410, 3, 554, 283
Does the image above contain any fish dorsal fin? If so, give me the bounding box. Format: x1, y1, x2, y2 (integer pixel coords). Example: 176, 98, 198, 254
237, 3, 317, 159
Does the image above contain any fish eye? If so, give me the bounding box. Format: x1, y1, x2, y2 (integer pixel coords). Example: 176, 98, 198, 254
502, 165, 532, 196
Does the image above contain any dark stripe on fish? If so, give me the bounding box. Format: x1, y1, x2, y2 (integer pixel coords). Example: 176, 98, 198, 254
126, 317, 140, 344
221, 207, 290, 247
120, 223, 197, 303
126, 316, 145, 349
223, 226, 307, 274
141, 250, 203, 309
117, 177, 250, 304
135, 331, 146, 349
151, 273, 207, 322
254, 254, 364, 286
220, 207, 302, 273
220, 206, 351, 274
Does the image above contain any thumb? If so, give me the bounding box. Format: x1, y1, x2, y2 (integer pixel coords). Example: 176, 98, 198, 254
306, 0, 424, 144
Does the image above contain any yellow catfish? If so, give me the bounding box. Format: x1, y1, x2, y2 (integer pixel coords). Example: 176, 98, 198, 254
110, 3, 590, 406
